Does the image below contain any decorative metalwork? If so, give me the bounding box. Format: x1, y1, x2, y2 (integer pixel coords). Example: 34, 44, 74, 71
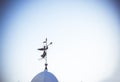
38, 38, 52, 70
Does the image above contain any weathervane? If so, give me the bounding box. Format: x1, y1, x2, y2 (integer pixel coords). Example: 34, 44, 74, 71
38, 38, 52, 70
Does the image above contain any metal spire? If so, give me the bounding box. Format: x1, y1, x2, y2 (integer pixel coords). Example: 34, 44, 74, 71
38, 38, 52, 70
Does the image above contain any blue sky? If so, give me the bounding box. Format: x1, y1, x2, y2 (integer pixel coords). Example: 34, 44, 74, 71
1, 1, 119, 82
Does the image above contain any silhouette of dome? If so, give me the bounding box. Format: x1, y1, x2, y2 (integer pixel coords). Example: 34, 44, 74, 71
31, 69, 58, 82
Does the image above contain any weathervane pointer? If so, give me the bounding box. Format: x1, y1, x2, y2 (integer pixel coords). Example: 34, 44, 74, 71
38, 38, 52, 69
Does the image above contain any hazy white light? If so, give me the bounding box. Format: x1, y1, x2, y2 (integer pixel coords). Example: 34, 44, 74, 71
2, 1, 119, 82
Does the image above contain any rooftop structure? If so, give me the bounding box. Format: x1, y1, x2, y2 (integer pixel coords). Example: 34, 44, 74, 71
31, 38, 58, 82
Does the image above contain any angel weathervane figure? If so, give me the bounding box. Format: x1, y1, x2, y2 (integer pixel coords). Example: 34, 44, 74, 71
38, 38, 52, 70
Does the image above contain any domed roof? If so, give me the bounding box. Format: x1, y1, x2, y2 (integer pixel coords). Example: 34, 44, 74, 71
31, 70, 58, 82
32, 39, 58, 82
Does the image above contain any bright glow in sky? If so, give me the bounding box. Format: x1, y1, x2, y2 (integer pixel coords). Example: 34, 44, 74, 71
1, 1, 119, 82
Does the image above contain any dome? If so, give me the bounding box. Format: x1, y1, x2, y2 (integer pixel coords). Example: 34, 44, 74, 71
31, 70, 58, 82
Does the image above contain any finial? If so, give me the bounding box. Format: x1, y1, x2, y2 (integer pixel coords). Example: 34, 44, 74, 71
38, 38, 52, 70
45, 63, 48, 70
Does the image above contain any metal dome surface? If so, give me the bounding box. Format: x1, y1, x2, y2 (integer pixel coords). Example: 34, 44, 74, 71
31, 70, 58, 82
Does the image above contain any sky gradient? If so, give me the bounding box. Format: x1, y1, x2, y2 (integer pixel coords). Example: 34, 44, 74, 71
1, 0, 120, 82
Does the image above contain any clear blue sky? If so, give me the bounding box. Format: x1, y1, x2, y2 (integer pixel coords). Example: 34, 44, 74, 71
1, 1, 119, 82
